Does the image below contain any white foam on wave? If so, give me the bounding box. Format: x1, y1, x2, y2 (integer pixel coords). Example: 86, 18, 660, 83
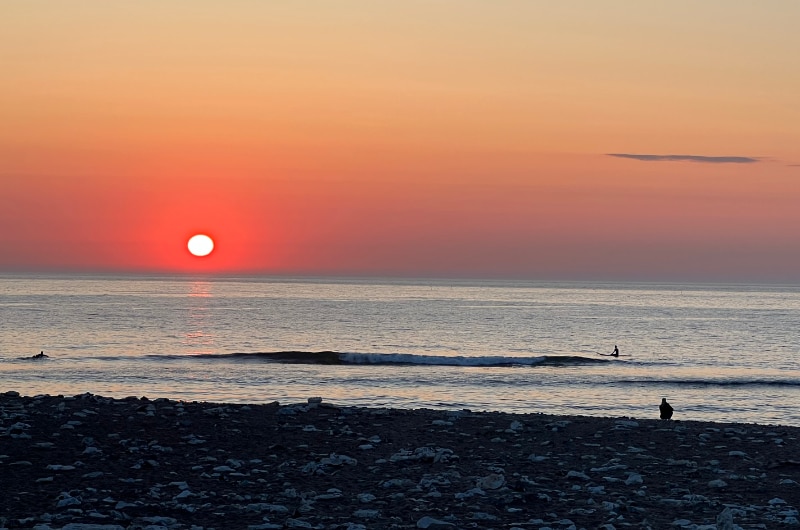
338, 352, 548, 367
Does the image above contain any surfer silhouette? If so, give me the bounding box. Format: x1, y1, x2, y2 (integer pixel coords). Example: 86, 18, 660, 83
32, 351, 47, 359
611, 345, 619, 357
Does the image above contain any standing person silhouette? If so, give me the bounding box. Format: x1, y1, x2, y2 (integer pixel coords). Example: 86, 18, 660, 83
660, 398, 674, 420
611, 345, 619, 357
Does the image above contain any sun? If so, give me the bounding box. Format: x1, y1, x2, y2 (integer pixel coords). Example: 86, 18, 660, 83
187, 234, 214, 257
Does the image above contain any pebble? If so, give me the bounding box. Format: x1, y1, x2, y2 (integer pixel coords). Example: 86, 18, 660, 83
61, 523, 125, 530
2, 392, 799, 529
476, 473, 505, 490
416, 516, 456, 528
625, 472, 644, 485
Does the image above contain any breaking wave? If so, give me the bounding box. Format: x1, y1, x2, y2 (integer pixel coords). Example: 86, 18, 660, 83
183, 351, 609, 367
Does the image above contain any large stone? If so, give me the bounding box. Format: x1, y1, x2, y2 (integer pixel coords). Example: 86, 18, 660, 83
61, 523, 125, 530
417, 516, 456, 529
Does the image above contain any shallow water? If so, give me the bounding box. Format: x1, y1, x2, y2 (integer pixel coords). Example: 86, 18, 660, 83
1, 274, 799, 425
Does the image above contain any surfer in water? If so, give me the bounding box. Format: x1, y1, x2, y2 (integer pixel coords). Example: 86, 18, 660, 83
611, 345, 619, 357
32, 351, 47, 359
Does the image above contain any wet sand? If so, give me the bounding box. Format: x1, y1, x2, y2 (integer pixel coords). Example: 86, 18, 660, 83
2, 391, 800, 529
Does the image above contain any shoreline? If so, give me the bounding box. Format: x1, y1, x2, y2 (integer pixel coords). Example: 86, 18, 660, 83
2, 391, 800, 529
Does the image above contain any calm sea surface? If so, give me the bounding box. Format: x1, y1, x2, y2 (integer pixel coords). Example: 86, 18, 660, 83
1, 274, 799, 426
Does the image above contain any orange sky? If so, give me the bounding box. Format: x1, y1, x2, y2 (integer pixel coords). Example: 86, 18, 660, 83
2, 2, 799, 281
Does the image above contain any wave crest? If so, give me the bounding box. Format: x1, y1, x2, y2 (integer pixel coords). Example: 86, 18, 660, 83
191, 351, 608, 367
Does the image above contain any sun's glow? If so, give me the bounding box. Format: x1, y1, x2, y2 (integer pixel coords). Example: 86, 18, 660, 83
187, 234, 214, 257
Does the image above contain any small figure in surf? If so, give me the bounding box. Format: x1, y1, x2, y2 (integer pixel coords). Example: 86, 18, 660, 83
660, 398, 674, 420
33, 351, 47, 359
611, 345, 619, 357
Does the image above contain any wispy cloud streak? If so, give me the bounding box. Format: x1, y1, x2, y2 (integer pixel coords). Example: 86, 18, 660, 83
607, 153, 759, 164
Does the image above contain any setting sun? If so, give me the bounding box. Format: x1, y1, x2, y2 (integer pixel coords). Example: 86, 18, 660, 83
187, 234, 214, 257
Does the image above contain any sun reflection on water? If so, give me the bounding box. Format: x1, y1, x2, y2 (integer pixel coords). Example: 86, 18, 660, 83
184, 281, 215, 354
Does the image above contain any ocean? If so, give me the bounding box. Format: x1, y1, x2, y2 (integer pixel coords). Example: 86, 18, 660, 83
1, 274, 799, 426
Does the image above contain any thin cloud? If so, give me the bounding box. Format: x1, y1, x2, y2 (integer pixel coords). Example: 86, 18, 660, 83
607, 153, 759, 164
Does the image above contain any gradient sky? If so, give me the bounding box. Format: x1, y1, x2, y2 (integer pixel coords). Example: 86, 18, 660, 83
2, 2, 799, 281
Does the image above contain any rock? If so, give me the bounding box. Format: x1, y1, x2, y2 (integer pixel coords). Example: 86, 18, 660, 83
381, 478, 414, 488
390, 447, 453, 463
357, 493, 376, 503
602, 501, 619, 512
567, 470, 590, 480
141, 516, 177, 526
2, 392, 800, 529
416, 516, 456, 528
56, 494, 82, 508
716, 507, 735, 530
625, 473, 643, 485
476, 473, 505, 490
61, 523, 125, 530
454, 487, 486, 499
315, 490, 343, 500
301, 461, 323, 475
321, 453, 357, 466
591, 463, 626, 472
284, 520, 313, 528
353, 509, 380, 518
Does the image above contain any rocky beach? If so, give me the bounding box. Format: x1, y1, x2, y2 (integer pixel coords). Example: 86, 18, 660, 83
2, 391, 800, 530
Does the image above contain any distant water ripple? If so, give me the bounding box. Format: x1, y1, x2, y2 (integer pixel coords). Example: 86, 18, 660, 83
1, 274, 799, 425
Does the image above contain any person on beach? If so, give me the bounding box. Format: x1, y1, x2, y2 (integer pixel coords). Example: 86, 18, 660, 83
660, 398, 674, 420
611, 345, 619, 357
